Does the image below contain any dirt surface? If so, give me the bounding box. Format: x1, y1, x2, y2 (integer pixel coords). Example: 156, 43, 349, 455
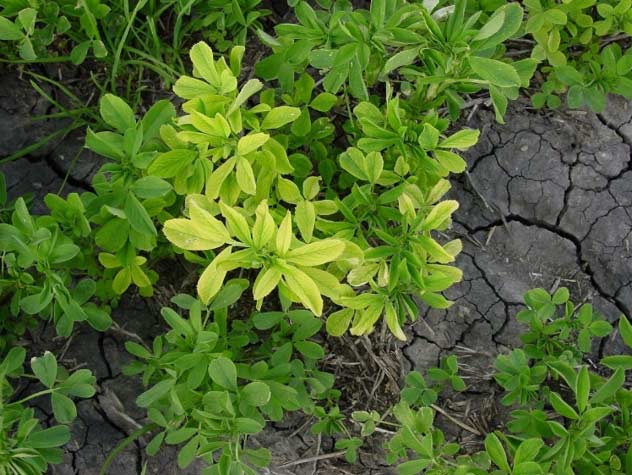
1, 68, 631, 474
400, 98, 632, 443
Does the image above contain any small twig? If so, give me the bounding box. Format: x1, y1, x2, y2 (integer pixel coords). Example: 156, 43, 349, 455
309, 434, 322, 475
360, 337, 399, 391
485, 226, 496, 246
431, 404, 482, 436
288, 416, 313, 439
277, 450, 347, 468
375, 426, 397, 435
58, 333, 76, 361
369, 369, 386, 404
601, 33, 630, 47
108, 322, 145, 344
465, 171, 493, 212
549, 277, 561, 294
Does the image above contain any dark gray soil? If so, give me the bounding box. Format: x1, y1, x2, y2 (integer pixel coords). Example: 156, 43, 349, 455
401, 98, 632, 443
1, 69, 631, 474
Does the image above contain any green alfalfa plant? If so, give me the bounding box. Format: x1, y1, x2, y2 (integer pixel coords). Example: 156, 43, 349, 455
0, 348, 96, 475
257, 0, 534, 122
0, 197, 112, 339
84, 94, 179, 299
0, 1, 108, 63
116, 286, 335, 474
143, 41, 476, 340
332, 292, 632, 475
524, 0, 632, 111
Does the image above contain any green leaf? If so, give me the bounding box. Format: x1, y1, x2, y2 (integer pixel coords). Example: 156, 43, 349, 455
310, 92, 338, 112
112, 268, 132, 294
100, 94, 136, 133
189, 41, 219, 84
244, 447, 272, 468
208, 278, 248, 310
591, 367, 624, 404
422, 201, 459, 231
513, 58, 538, 88
148, 149, 196, 177
252, 311, 284, 330
294, 341, 325, 359
25, 426, 70, 449
294, 200, 316, 242
141, 100, 176, 142
434, 150, 466, 173
472, 3, 523, 50
469, 56, 521, 87
219, 202, 251, 244
136, 379, 174, 407
261, 106, 301, 129
549, 391, 579, 419
236, 157, 256, 195
18, 36, 35, 60
241, 381, 271, 406
547, 9, 567, 25
124, 193, 156, 236
209, 357, 237, 390
590, 320, 613, 337
146, 432, 165, 456
1, 346, 25, 373
326, 308, 354, 337
166, 428, 197, 444
282, 265, 323, 316
419, 124, 440, 150
31, 351, 58, 388
18, 9, 36, 33
397, 458, 432, 475
555, 65, 584, 86
70, 41, 90, 65
618, 315, 632, 348
253, 266, 282, 301
514, 438, 544, 466
552, 287, 569, 304
383, 47, 420, 75
286, 239, 345, 266
228, 79, 263, 115
439, 129, 480, 150
162, 307, 192, 337
173, 76, 216, 99
178, 436, 199, 469
85, 130, 124, 161
235, 417, 264, 434
485, 433, 510, 471
524, 288, 551, 308
474, 9, 505, 41
164, 203, 228, 251
0, 17, 23, 40
197, 249, 230, 304
237, 133, 269, 155
131, 176, 172, 199
52, 392, 77, 424
340, 148, 369, 181
575, 366, 590, 413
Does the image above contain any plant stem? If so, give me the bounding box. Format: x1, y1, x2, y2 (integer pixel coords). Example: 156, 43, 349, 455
111, 0, 149, 92
10, 389, 55, 406
99, 423, 157, 475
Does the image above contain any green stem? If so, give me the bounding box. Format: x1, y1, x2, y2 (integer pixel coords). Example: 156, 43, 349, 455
0, 56, 73, 64
111, 0, 149, 92
10, 389, 55, 406
0, 124, 80, 165
99, 423, 157, 475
